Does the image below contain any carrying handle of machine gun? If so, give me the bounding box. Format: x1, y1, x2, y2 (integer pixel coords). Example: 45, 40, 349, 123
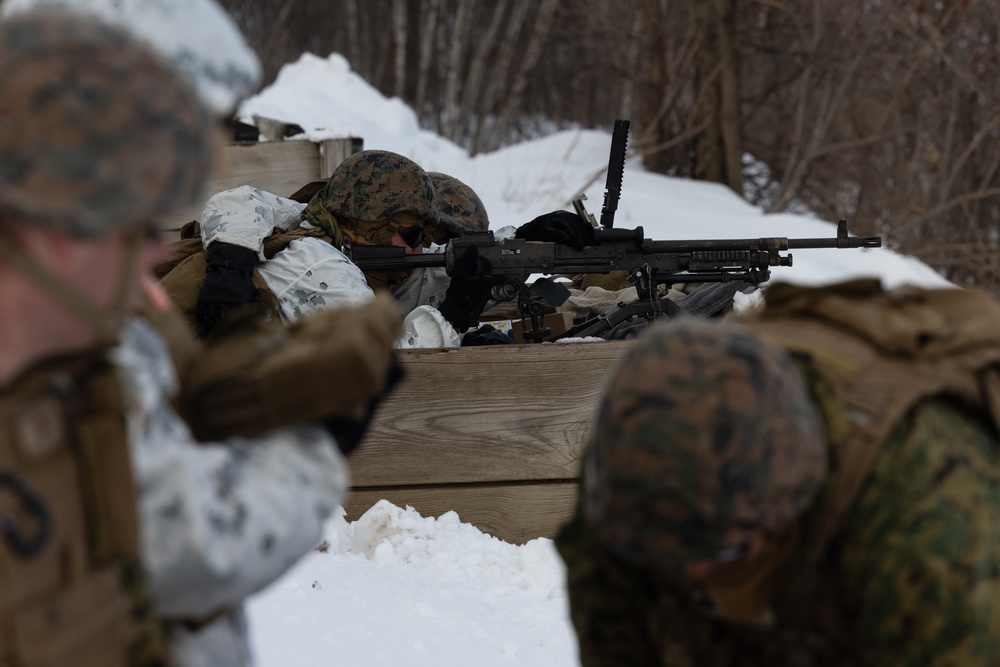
600, 119, 630, 229
572, 194, 599, 229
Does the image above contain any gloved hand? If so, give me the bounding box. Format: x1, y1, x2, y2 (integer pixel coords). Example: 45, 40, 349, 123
180, 292, 404, 442
461, 324, 515, 346
515, 210, 596, 251
196, 242, 260, 336
438, 245, 493, 332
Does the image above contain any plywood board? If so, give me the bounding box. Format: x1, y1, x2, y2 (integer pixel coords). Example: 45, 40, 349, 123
160, 138, 360, 234
350, 341, 633, 487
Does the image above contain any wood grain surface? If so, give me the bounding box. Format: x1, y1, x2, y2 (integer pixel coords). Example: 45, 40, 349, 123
347, 341, 634, 542
161, 138, 359, 233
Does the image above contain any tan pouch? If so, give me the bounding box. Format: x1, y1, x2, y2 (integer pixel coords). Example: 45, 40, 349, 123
11, 567, 130, 667
181, 292, 402, 441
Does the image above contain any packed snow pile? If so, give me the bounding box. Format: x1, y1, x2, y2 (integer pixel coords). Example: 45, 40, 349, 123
249, 501, 579, 666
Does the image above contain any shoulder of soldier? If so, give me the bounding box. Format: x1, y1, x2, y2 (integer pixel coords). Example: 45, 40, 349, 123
835, 396, 1000, 663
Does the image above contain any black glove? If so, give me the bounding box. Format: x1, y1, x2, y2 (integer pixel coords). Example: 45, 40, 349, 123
196, 242, 260, 336
461, 324, 515, 346
514, 210, 596, 251
438, 245, 493, 331
324, 360, 405, 456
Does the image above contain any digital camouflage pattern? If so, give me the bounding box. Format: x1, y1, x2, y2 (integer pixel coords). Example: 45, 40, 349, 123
559, 396, 1000, 667
321, 149, 437, 229
583, 318, 826, 569
559, 281, 1000, 666
427, 171, 489, 241
0, 11, 215, 238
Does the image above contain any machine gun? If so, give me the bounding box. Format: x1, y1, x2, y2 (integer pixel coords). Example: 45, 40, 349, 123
350, 219, 881, 341
352, 118, 881, 342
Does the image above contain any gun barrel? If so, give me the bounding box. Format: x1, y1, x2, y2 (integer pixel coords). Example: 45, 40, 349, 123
648, 234, 881, 253
787, 235, 882, 249
645, 238, 788, 253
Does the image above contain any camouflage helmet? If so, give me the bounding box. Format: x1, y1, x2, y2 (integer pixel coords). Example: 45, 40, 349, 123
427, 172, 489, 241
583, 318, 827, 570
322, 150, 437, 226
0, 11, 216, 238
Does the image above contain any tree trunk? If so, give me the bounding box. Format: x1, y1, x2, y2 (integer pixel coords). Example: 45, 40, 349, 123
473, 0, 535, 151
415, 0, 442, 119
486, 0, 561, 153
692, 0, 742, 194
392, 0, 408, 98
459, 0, 510, 147
442, 0, 475, 141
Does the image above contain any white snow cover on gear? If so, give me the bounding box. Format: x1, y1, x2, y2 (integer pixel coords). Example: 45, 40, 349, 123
0, 0, 261, 114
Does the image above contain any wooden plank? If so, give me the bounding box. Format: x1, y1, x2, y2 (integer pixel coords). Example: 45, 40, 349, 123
160, 138, 360, 233
350, 341, 633, 487
344, 481, 579, 544
319, 138, 364, 178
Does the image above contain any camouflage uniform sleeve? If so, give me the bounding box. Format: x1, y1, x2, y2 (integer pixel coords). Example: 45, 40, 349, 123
256, 237, 375, 322
555, 505, 661, 667
835, 397, 1000, 666
113, 317, 349, 621
200, 185, 306, 259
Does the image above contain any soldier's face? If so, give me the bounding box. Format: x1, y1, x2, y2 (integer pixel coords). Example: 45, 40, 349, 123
71, 231, 165, 313
14, 226, 164, 336
391, 222, 425, 255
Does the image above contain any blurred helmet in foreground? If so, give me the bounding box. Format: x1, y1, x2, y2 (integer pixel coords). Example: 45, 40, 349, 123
0, 11, 216, 237
583, 318, 827, 570
427, 172, 490, 242
0, 0, 261, 115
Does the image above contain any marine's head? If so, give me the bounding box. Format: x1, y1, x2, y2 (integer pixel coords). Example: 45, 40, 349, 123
583, 318, 827, 571
426, 172, 490, 242
301, 149, 437, 287
317, 149, 437, 244
0, 10, 217, 341
0, 11, 216, 238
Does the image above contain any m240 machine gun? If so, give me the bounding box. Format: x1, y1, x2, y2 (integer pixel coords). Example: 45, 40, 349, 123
352, 119, 882, 341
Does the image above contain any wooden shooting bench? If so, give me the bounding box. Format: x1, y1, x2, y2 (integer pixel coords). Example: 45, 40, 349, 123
344, 340, 634, 544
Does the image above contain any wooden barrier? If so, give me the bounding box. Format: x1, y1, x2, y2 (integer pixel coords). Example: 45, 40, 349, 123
343, 341, 634, 544
161, 137, 361, 234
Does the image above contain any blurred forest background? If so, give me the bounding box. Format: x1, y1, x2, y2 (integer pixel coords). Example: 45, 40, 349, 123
221, 0, 1000, 294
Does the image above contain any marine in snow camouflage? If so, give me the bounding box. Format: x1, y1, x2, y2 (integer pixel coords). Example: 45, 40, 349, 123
0, 11, 215, 238
583, 317, 827, 569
